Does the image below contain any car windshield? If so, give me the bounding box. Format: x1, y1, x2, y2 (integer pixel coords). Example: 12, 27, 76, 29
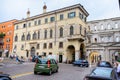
91, 68, 112, 78
38, 58, 48, 64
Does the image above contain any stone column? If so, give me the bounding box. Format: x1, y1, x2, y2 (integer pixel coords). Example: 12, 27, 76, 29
75, 50, 80, 61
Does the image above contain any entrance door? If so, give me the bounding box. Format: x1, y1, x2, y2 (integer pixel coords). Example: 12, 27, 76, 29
59, 55, 63, 63
31, 47, 35, 57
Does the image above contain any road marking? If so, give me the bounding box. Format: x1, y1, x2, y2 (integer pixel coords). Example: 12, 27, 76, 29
10, 72, 33, 79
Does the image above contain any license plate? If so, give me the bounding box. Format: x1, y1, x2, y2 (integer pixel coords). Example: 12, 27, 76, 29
39, 66, 44, 68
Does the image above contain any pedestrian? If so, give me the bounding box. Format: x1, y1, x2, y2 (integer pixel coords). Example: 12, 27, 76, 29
117, 60, 120, 77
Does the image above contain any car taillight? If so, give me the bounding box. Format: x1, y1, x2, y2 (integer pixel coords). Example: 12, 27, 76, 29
34, 63, 37, 67
48, 60, 50, 68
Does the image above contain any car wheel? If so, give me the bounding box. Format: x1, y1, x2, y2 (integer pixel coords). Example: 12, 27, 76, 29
56, 68, 58, 73
48, 70, 52, 75
34, 71, 37, 75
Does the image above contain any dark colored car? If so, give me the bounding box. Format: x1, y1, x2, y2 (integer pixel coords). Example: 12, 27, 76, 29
0, 74, 12, 80
34, 58, 59, 75
84, 67, 118, 80
97, 61, 113, 68
73, 60, 89, 67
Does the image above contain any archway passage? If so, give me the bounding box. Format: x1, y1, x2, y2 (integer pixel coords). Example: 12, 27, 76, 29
80, 43, 85, 59
89, 51, 99, 64
31, 47, 35, 57
67, 45, 75, 63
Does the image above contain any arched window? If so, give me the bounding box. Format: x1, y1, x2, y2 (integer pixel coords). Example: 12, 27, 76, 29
115, 23, 118, 29
70, 26, 74, 35
50, 29, 53, 38
15, 35, 18, 42
33, 32, 37, 40
107, 24, 111, 29
21, 34, 25, 41
60, 27, 63, 37
95, 38, 97, 43
94, 26, 97, 31
38, 31, 40, 39
101, 24, 104, 30
27, 33, 31, 40
44, 30, 47, 39
116, 36, 119, 42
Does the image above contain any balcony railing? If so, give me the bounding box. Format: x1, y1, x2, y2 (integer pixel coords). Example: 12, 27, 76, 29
67, 34, 85, 42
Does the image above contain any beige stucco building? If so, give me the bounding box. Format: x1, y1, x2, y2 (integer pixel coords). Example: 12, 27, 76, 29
13, 4, 89, 63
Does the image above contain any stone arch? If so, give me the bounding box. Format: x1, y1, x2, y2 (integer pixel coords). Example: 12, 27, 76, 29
89, 51, 99, 64
66, 45, 75, 63
80, 43, 85, 59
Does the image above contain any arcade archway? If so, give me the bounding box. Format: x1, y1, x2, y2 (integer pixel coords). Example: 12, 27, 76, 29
89, 51, 99, 64
67, 45, 75, 63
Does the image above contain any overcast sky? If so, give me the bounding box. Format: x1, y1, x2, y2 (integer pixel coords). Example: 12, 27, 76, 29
0, 0, 119, 23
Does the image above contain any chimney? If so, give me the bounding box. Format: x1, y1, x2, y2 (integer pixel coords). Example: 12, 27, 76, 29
43, 3, 47, 13
27, 8, 30, 18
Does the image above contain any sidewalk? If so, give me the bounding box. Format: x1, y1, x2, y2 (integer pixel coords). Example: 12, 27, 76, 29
0, 58, 34, 65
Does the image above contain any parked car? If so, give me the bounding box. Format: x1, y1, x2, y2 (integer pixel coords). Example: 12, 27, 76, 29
84, 67, 118, 80
0, 74, 12, 80
73, 60, 89, 67
97, 61, 113, 68
34, 58, 59, 75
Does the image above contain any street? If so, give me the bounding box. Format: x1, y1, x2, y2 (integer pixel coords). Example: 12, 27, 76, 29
0, 59, 94, 80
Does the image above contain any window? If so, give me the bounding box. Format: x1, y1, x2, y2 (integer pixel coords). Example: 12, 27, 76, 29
21, 34, 25, 41
101, 25, 104, 30
23, 24, 26, 28
16, 26, 18, 30
33, 32, 37, 40
27, 33, 31, 40
84, 28, 86, 36
34, 21, 37, 26
60, 14, 63, 20
15, 35, 18, 42
50, 17, 55, 22
101, 37, 104, 42
70, 26, 74, 35
115, 23, 118, 29
68, 12, 76, 18
28, 22, 31, 27
6, 38, 10, 42
45, 18, 48, 23
59, 42, 63, 48
49, 43, 52, 48
79, 13, 82, 19
38, 20, 41, 25
21, 45, 24, 50
80, 25, 82, 35
38, 31, 40, 39
50, 29, 53, 38
60, 27, 63, 37
44, 30, 47, 39
95, 38, 97, 43
37, 44, 40, 49
107, 24, 111, 29
43, 43, 47, 49
116, 36, 119, 42
94, 26, 97, 31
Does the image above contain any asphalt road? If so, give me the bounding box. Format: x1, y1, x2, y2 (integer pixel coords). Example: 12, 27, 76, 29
0, 61, 94, 80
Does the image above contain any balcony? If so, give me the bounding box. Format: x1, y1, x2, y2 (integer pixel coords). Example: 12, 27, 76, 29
67, 34, 85, 42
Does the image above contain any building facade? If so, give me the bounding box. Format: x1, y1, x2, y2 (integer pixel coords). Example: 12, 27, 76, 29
13, 4, 89, 63
86, 17, 120, 64
0, 20, 17, 57
0, 33, 5, 57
